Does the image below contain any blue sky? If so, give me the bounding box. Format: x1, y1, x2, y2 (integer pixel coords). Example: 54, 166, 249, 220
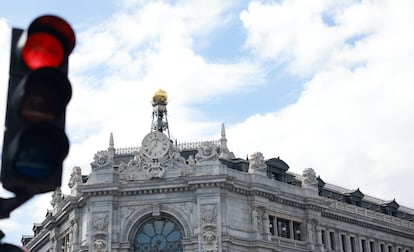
1, 0, 414, 245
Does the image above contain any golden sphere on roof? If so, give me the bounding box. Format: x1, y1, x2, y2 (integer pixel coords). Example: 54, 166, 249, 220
153, 89, 168, 103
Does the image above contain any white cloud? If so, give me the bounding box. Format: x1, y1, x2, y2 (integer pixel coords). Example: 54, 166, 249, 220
63, 0, 264, 186
234, 0, 414, 207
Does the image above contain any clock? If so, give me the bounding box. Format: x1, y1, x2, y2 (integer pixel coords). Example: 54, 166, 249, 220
142, 131, 171, 159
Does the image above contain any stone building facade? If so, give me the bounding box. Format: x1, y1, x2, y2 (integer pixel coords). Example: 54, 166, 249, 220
22, 91, 414, 252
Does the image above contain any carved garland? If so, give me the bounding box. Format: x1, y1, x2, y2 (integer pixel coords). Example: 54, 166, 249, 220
201, 205, 218, 252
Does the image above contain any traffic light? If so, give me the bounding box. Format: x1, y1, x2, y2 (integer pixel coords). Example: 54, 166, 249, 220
1, 15, 75, 195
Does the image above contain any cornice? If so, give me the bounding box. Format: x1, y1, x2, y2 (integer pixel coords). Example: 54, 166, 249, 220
321, 211, 414, 240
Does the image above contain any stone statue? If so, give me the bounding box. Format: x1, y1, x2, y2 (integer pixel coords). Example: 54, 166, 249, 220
187, 155, 196, 166
127, 152, 141, 171
248, 152, 267, 173
172, 146, 186, 163
195, 142, 219, 162
50, 187, 63, 207
68, 166, 82, 188
302, 168, 318, 186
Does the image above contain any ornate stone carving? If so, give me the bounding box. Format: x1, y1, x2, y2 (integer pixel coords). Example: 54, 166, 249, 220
127, 152, 142, 171
306, 219, 319, 250
201, 205, 218, 252
195, 142, 219, 162
202, 205, 217, 224
141, 153, 170, 179
248, 152, 267, 173
91, 150, 113, 170
302, 168, 318, 186
145, 163, 166, 178
94, 239, 107, 252
187, 155, 196, 166
172, 145, 186, 164
93, 213, 109, 251
70, 218, 79, 251
203, 230, 216, 243
50, 236, 58, 252
119, 152, 143, 181
93, 213, 109, 234
68, 166, 83, 188
252, 207, 264, 233
50, 187, 63, 207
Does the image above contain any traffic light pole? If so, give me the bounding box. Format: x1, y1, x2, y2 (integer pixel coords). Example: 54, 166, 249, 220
0, 194, 32, 219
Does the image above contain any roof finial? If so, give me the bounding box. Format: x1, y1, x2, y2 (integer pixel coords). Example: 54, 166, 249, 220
221, 122, 226, 138
109, 132, 115, 151
219, 123, 235, 159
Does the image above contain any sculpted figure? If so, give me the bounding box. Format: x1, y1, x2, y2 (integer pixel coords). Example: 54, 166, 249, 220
195, 142, 218, 162
187, 155, 196, 166
68, 166, 82, 188
303, 168, 318, 186
172, 146, 186, 163
50, 187, 63, 207
248, 152, 267, 173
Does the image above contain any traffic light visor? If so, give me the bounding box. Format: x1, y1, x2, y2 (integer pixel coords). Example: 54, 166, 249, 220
21, 15, 76, 70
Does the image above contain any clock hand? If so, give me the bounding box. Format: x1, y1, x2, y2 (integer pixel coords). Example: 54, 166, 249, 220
148, 140, 157, 151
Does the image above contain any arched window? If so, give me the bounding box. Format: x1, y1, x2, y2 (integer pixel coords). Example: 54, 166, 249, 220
134, 216, 183, 252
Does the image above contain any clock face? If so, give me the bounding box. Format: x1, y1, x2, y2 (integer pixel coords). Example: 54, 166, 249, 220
142, 132, 171, 159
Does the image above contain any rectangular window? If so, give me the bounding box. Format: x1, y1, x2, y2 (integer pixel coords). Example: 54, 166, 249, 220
277, 218, 290, 239
362, 239, 367, 252
370, 241, 376, 252
350, 237, 356, 252
269, 215, 275, 235
388, 245, 393, 252
341, 234, 347, 252
329, 232, 336, 250
380, 244, 385, 252
293, 221, 301, 241
321, 230, 326, 247
61, 231, 70, 252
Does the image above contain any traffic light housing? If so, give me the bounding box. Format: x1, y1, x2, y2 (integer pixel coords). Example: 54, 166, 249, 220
1, 15, 75, 195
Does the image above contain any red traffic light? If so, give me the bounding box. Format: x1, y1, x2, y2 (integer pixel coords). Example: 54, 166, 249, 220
22, 32, 64, 69
19, 15, 76, 70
